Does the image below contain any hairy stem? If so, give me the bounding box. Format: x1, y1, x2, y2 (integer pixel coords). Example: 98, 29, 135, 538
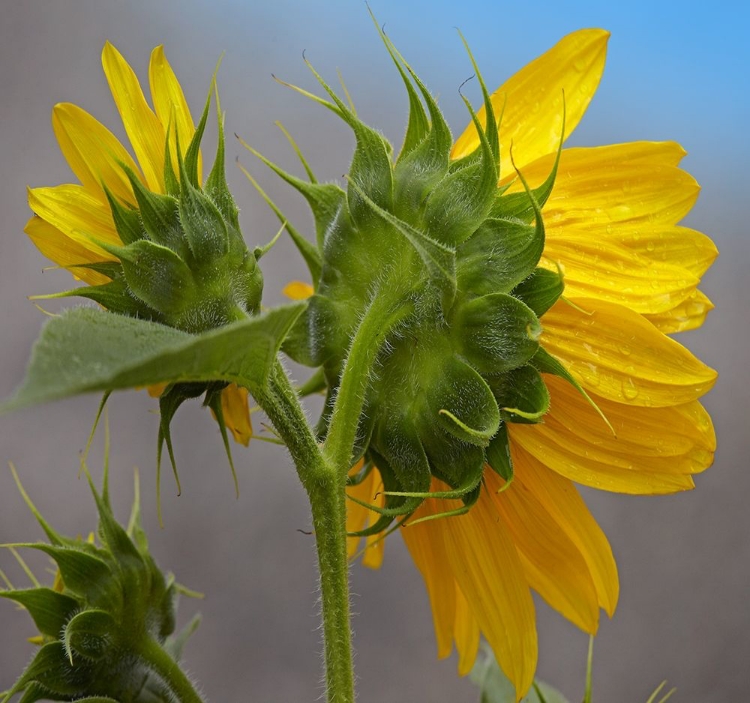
255, 363, 355, 703
137, 636, 204, 703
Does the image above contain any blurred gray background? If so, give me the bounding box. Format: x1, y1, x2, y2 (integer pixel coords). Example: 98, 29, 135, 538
1, 1, 747, 701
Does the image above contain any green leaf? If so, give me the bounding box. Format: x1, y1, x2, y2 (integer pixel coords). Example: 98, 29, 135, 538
178, 178, 229, 262
103, 185, 143, 245
0, 588, 79, 638
164, 613, 202, 662
3, 304, 305, 412
2, 642, 91, 700
63, 609, 116, 661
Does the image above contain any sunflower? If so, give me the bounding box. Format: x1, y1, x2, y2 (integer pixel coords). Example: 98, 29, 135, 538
25, 42, 253, 445
341, 28, 717, 698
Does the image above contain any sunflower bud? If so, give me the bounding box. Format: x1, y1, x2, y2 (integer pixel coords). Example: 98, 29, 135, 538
1, 463, 199, 702
261, 31, 566, 531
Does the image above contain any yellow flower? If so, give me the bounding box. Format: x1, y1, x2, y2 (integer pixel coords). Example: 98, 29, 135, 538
25, 42, 251, 443
345, 28, 717, 699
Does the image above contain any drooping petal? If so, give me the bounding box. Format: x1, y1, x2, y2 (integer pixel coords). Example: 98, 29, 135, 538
454, 585, 481, 676
346, 461, 374, 558
510, 445, 619, 615
542, 232, 699, 314
102, 42, 166, 192
433, 490, 537, 699
644, 289, 714, 334
52, 103, 142, 205
283, 281, 315, 300
510, 376, 714, 493
451, 29, 609, 179
24, 216, 111, 286
541, 298, 717, 407
220, 384, 253, 446
487, 471, 599, 633
361, 473, 386, 570
401, 499, 456, 660
149, 46, 201, 182
28, 184, 120, 256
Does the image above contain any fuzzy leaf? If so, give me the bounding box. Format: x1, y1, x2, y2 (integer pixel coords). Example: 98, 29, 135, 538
2, 304, 304, 412
0, 588, 79, 638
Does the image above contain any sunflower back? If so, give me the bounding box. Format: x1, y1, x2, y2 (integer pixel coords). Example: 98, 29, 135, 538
277, 35, 566, 531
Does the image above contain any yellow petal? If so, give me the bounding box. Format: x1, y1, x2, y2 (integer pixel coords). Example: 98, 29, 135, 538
644, 289, 715, 334
487, 470, 599, 633
102, 42, 165, 192
433, 489, 537, 698
510, 445, 619, 615
545, 158, 699, 231
52, 103, 141, 205
507, 141, 689, 190
451, 28, 609, 179
283, 281, 315, 300
542, 231, 699, 314
149, 46, 201, 183
454, 586, 480, 676
346, 462, 382, 562
147, 382, 168, 398
28, 185, 120, 256
401, 498, 456, 659
541, 298, 717, 407
603, 226, 717, 279
220, 384, 252, 446
24, 216, 111, 286
510, 376, 714, 494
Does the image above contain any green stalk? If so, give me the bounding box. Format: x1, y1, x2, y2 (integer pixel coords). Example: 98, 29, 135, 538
323, 287, 412, 473
255, 363, 355, 703
136, 636, 204, 703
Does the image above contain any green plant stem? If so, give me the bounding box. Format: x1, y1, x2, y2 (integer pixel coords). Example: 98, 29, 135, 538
323, 288, 411, 472
255, 363, 355, 703
136, 636, 204, 703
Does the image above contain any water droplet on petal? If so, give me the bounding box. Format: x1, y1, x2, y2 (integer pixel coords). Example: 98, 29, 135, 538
622, 377, 639, 400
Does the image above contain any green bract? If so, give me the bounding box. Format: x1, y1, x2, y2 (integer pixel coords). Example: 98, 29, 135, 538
252, 29, 567, 532
1, 463, 199, 703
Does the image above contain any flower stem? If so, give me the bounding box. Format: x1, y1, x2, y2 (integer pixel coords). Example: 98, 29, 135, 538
136, 636, 204, 703
255, 363, 355, 703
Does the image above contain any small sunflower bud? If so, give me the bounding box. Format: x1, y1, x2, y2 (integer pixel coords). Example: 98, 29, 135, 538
1, 463, 199, 702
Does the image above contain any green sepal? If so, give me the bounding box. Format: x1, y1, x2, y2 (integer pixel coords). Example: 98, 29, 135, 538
487, 365, 550, 423
184, 83, 212, 189
428, 357, 500, 446
512, 266, 564, 317
103, 185, 143, 245
11, 544, 116, 608
205, 90, 240, 230
63, 609, 116, 661
105, 239, 195, 316
2, 642, 90, 700
34, 279, 158, 320
451, 293, 541, 374
69, 261, 124, 282
304, 58, 395, 226
346, 179, 457, 307
178, 168, 229, 262
0, 588, 79, 639
2, 303, 304, 412
486, 423, 513, 482
121, 168, 186, 257
163, 131, 181, 197
456, 218, 544, 298
163, 613, 202, 662
376, 411, 432, 499
238, 163, 322, 282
